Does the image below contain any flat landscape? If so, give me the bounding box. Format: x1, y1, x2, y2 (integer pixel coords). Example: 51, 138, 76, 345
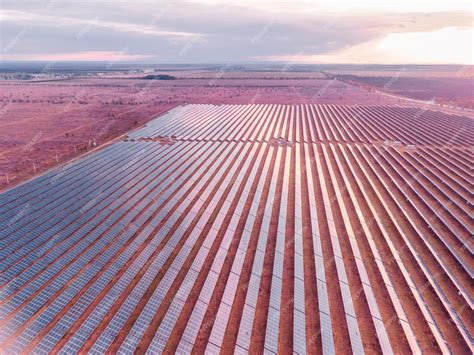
0, 72, 403, 191
327, 65, 474, 109
0, 103, 472, 353
1, 0, 473, 352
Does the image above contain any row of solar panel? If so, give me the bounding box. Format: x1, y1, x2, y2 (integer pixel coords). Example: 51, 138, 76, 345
353, 145, 472, 345
337, 143, 453, 353
2, 141, 234, 351
418, 147, 472, 184
114, 141, 252, 353
54, 141, 238, 353
366, 145, 472, 279
323, 143, 397, 353
128, 104, 472, 148
0, 114, 466, 245
0, 140, 136, 211
3, 141, 464, 354
203, 144, 271, 353
0, 141, 196, 289
406, 151, 470, 218
342, 143, 437, 352
1, 111, 469, 354
172, 145, 272, 354
384, 147, 470, 247
356, 105, 472, 147
319, 143, 394, 353
0, 142, 165, 248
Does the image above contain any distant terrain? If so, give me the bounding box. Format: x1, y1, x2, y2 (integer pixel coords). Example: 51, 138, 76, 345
333, 75, 473, 109
0, 63, 472, 191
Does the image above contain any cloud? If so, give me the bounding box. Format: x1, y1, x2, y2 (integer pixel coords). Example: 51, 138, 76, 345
0, 51, 154, 61
0, 9, 198, 38
261, 27, 473, 64
0, 0, 472, 63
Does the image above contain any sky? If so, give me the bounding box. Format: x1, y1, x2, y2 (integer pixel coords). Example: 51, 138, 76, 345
0, 0, 473, 64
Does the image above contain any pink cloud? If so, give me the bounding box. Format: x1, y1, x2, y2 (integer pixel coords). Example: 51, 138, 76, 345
1, 51, 154, 61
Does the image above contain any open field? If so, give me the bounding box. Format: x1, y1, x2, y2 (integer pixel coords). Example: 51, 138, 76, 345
0, 104, 472, 353
0, 76, 403, 191
325, 65, 474, 78
90, 70, 331, 80
327, 65, 474, 109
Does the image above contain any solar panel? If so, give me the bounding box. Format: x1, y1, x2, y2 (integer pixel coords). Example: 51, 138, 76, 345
175, 339, 194, 354
236, 303, 256, 350
293, 309, 306, 354
221, 272, 240, 307
205, 341, 221, 355
208, 302, 231, 347
1, 104, 467, 354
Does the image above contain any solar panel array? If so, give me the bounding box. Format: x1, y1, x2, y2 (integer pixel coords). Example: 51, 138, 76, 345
0, 104, 472, 354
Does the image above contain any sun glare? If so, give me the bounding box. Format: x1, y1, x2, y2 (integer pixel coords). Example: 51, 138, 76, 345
376, 27, 473, 64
